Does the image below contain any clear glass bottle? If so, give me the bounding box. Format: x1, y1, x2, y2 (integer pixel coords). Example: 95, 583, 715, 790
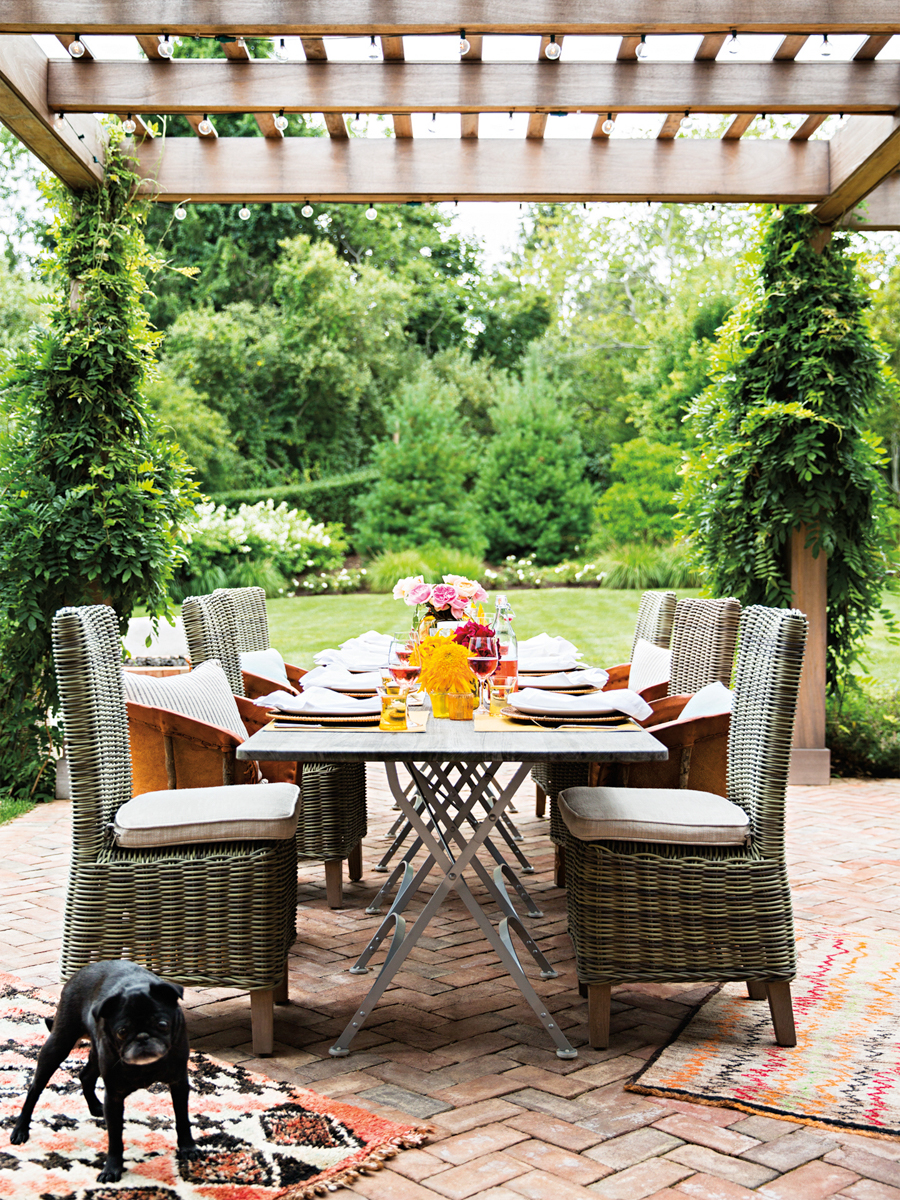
492, 594, 518, 688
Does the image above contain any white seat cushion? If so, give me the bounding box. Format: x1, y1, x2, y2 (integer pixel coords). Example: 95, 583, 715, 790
113, 783, 300, 848
123, 659, 247, 742
629, 638, 672, 694
241, 647, 290, 687
558, 786, 750, 846
679, 681, 733, 721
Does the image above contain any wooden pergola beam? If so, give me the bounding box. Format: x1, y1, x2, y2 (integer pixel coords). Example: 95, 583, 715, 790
815, 114, 900, 222
130, 136, 830, 204
47, 60, 900, 117
5, 3, 900, 36
840, 170, 900, 228
0, 33, 104, 188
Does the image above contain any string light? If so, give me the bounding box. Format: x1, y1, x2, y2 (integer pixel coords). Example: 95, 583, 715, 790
53, 110, 66, 126
459, 29, 470, 55
728, 30, 740, 55
198, 114, 214, 136
680, 110, 694, 130
68, 35, 86, 58
820, 34, 832, 57
158, 35, 174, 59
601, 113, 615, 135
122, 114, 137, 135
545, 34, 561, 59
274, 38, 288, 61
174, 203, 188, 220
508, 110, 516, 131
636, 35, 649, 59
368, 36, 380, 59
428, 112, 438, 134
238, 203, 251, 220
351, 113, 365, 133
301, 201, 314, 218
274, 109, 288, 131
365, 203, 377, 221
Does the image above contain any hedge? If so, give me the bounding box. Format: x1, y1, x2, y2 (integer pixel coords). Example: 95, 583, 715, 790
210, 468, 379, 532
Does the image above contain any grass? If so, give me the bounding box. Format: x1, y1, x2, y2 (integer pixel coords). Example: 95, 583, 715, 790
851, 590, 900, 688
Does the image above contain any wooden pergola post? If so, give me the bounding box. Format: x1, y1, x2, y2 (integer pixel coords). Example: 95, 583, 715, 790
789, 526, 830, 785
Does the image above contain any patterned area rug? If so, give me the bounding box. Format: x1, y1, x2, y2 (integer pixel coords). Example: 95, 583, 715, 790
0, 975, 430, 1197
628, 926, 900, 1140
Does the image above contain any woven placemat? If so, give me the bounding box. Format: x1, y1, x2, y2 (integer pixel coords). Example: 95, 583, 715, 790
500, 706, 637, 728
471, 710, 639, 732
268, 712, 381, 726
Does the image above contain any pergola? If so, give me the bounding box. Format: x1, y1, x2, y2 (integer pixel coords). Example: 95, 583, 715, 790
3, 3, 899, 784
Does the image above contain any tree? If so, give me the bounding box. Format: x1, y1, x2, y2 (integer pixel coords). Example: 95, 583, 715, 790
679, 205, 897, 692
0, 128, 198, 801
595, 438, 683, 545
354, 366, 485, 557
475, 350, 595, 564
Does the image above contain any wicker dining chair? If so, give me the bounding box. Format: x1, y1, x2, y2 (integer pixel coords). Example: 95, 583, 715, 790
183, 588, 367, 909
559, 604, 808, 1050
53, 605, 299, 1056
532, 589, 677, 821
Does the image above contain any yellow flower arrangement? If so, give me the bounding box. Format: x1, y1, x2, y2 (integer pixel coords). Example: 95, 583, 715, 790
415, 638, 474, 694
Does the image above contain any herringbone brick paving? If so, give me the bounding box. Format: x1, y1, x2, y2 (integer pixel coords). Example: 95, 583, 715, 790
2, 770, 900, 1198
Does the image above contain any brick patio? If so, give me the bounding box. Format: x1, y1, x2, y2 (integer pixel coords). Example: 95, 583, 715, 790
3, 770, 900, 1199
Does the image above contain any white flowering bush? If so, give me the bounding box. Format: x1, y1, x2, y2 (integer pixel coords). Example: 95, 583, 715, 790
174, 499, 347, 599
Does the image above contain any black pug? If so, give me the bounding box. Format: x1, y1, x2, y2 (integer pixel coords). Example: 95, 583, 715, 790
11, 960, 197, 1183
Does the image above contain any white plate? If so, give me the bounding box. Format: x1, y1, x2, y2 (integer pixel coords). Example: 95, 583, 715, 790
508, 688, 623, 717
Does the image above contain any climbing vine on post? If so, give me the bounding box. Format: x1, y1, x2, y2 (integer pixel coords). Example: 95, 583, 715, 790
0, 126, 198, 802
679, 205, 896, 692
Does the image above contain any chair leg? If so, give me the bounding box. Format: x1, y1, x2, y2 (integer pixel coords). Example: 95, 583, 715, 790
747, 980, 767, 1000
324, 859, 343, 909
347, 840, 363, 882
274, 975, 289, 1004
535, 784, 546, 819
250, 988, 275, 1057
766, 981, 796, 1046
554, 844, 566, 889
588, 984, 612, 1049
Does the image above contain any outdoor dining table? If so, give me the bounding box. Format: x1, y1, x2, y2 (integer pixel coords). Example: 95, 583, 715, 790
238, 712, 667, 1060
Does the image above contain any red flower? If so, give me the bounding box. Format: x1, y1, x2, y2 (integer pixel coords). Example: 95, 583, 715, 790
453, 620, 496, 647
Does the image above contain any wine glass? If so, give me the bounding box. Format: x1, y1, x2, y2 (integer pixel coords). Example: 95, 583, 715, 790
388, 631, 421, 696
468, 636, 499, 715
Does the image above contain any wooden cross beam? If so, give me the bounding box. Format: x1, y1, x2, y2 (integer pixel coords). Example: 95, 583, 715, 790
3, 2, 900, 35
47, 60, 900, 118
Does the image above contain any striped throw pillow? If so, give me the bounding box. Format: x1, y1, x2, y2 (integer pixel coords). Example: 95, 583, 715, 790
122, 659, 248, 742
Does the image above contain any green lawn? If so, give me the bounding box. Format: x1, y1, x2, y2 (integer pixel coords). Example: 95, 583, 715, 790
268, 585, 898, 687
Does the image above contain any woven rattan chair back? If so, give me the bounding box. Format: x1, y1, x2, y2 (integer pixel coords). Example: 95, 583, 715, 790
630, 590, 677, 660
667, 597, 741, 697
182, 591, 245, 695
214, 586, 270, 653
728, 605, 808, 857
52, 605, 132, 852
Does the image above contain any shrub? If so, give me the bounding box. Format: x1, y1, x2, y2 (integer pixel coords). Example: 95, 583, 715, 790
475, 352, 595, 565
483, 543, 701, 591
290, 567, 367, 596
173, 499, 346, 601
210, 468, 379, 533
593, 438, 683, 546
365, 546, 487, 593
827, 686, 900, 777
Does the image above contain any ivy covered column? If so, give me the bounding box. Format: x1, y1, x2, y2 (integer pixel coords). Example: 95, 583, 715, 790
680, 205, 896, 785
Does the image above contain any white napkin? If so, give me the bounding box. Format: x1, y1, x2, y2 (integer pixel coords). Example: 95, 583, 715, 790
517, 668, 610, 690
509, 687, 652, 722
340, 630, 393, 650
301, 665, 382, 691
254, 687, 382, 715
517, 634, 582, 672
314, 647, 390, 672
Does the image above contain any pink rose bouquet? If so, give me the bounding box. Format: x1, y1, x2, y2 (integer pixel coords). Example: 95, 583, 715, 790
394, 574, 489, 622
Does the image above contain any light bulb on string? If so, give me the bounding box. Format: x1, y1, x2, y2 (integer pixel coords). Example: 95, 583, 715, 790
728, 31, 740, 55
68, 35, 86, 58
545, 35, 561, 60
238, 203, 251, 221
368, 36, 380, 60
158, 35, 174, 59
122, 114, 137, 135
301, 202, 314, 218
459, 29, 470, 55
601, 113, 615, 135
428, 112, 438, 134
274, 109, 288, 131
508, 110, 516, 132
680, 110, 694, 130
174, 203, 188, 221
636, 35, 649, 59
758, 112, 768, 133
198, 114, 214, 136
274, 38, 288, 61
365, 203, 377, 221
351, 112, 365, 133
820, 34, 832, 57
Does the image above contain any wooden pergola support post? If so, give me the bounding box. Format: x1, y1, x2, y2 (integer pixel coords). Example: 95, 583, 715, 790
789, 525, 830, 785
